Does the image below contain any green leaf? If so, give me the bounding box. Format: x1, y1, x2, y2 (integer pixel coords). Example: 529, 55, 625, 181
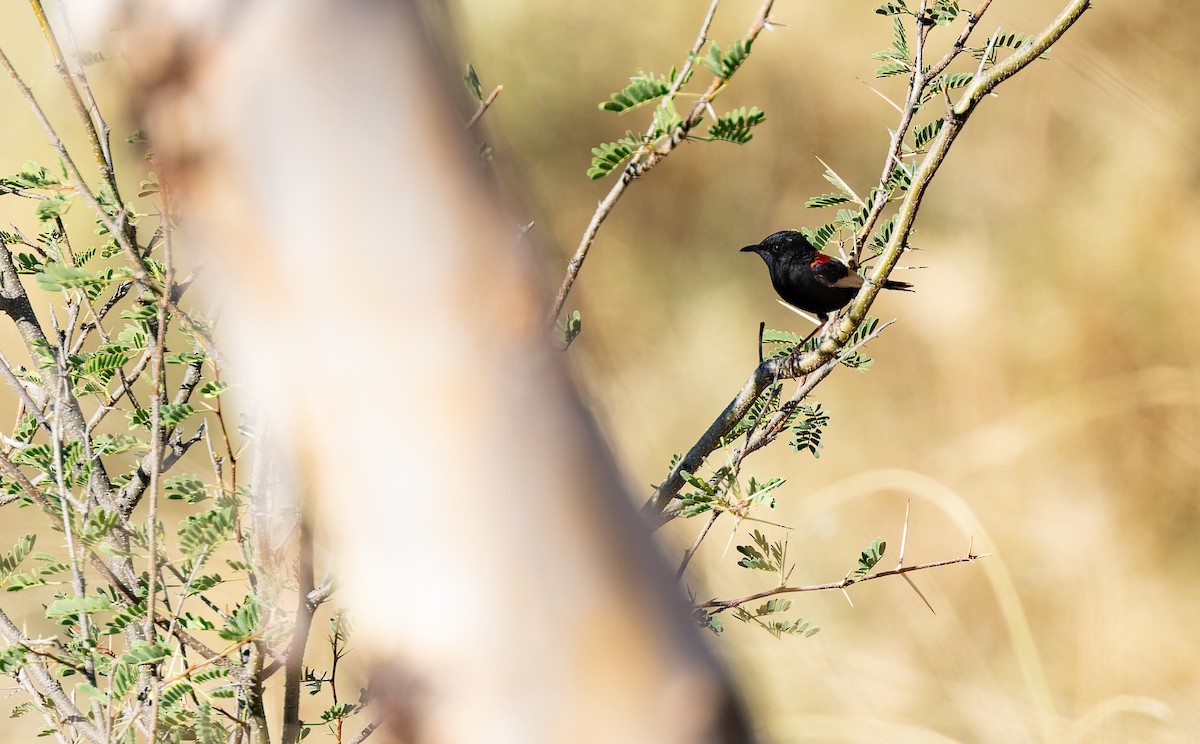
875, 61, 911, 78
0, 646, 29, 674
928, 0, 960, 25
801, 223, 840, 250
117, 323, 149, 350
0, 534, 36, 585
652, 99, 683, 135
72, 245, 96, 268
120, 303, 158, 320
35, 264, 102, 292
707, 106, 765, 144
46, 594, 113, 619
891, 17, 909, 59
790, 403, 830, 457
165, 475, 208, 503
587, 137, 635, 180
159, 680, 194, 708
14, 252, 44, 274
705, 38, 752, 79
819, 160, 862, 206
851, 537, 887, 580
219, 595, 260, 641
678, 492, 713, 518
166, 351, 205, 365
102, 603, 145, 635
875, 1, 910, 15
12, 444, 52, 471
199, 380, 229, 398
110, 661, 137, 701
869, 214, 900, 255
161, 403, 195, 428
599, 68, 677, 113
81, 351, 129, 381
886, 161, 915, 192
7, 161, 60, 189
556, 309, 582, 348
127, 408, 151, 429
137, 175, 159, 198
13, 414, 38, 443
970, 31, 1044, 62
746, 476, 784, 508
839, 316, 881, 369
736, 530, 783, 572
806, 190, 851, 208
912, 118, 945, 149
464, 64, 483, 101
120, 640, 171, 666
179, 506, 235, 556
79, 509, 119, 548
34, 196, 70, 223
93, 433, 142, 456
754, 598, 793, 616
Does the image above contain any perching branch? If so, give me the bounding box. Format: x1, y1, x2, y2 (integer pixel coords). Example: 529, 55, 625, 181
647, 0, 1091, 521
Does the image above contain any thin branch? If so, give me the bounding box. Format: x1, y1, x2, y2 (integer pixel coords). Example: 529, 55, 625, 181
464, 84, 503, 129
648, 319, 892, 520
27, 0, 117, 195
699, 550, 986, 612
0, 43, 149, 287
143, 183, 176, 744
678, 510, 720, 578
347, 720, 382, 744
281, 518, 316, 744
0, 608, 105, 743
550, 0, 775, 322
0, 349, 49, 430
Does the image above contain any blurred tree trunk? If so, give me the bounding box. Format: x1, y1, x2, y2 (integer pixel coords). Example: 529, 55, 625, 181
107, 1, 754, 742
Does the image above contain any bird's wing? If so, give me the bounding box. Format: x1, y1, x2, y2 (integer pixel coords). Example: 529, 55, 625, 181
809, 254, 863, 289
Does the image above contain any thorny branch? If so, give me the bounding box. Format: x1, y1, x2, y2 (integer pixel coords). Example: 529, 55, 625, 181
647, 0, 1091, 523
699, 550, 987, 613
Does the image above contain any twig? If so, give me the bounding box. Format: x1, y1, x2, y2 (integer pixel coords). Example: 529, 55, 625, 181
464, 85, 503, 129
550, 0, 775, 322
347, 720, 382, 744
281, 518, 316, 744
143, 181, 177, 744
0, 350, 49, 430
699, 551, 986, 612
678, 510, 720, 578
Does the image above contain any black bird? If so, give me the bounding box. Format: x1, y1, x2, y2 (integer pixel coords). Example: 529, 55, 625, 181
741, 230, 913, 321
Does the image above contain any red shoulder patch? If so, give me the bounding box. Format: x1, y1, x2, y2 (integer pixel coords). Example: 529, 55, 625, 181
809, 254, 833, 268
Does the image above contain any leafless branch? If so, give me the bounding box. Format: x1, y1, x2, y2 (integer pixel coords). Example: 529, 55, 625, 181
464, 84, 503, 129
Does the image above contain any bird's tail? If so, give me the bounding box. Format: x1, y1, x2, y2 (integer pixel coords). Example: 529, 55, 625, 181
883, 279, 914, 292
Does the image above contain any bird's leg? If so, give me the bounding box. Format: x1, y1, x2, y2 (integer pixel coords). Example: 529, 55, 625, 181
797, 313, 829, 350
757, 321, 765, 364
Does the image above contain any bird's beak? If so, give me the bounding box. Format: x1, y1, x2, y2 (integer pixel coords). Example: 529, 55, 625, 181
739, 245, 759, 253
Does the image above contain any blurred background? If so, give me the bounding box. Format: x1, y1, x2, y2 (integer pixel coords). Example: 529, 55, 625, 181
0, 0, 1197, 741
457, 0, 1200, 741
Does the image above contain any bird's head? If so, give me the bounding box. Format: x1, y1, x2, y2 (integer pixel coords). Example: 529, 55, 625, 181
739, 230, 817, 263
